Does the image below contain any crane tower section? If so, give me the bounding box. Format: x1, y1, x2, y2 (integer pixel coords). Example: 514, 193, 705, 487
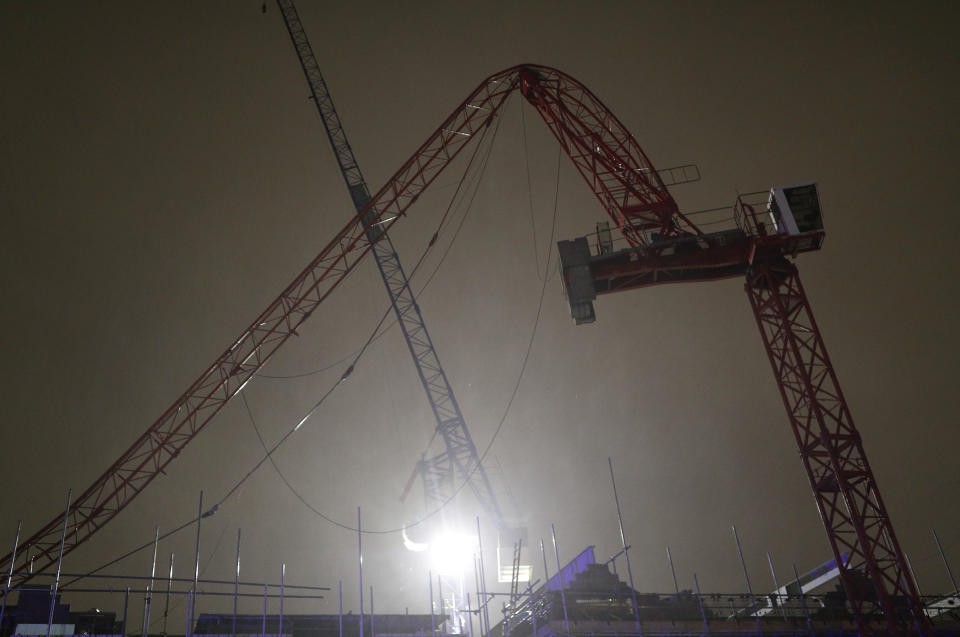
275, 0, 502, 524
556, 175, 923, 632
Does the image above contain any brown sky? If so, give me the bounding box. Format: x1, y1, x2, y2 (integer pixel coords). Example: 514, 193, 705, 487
1, 0, 958, 626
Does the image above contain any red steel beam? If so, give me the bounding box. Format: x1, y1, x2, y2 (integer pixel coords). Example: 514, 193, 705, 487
1, 65, 522, 582
746, 258, 928, 635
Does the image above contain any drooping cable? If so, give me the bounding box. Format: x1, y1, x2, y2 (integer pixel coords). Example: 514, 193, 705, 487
241, 99, 512, 531
63, 98, 512, 582
258, 94, 513, 382
246, 130, 561, 536
466, 145, 563, 485
203, 101, 507, 528
520, 99, 546, 282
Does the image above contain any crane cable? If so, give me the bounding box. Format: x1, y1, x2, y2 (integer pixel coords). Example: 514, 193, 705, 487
247, 136, 564, 535
255, 116, 507, 382
242, 93, 513, 531
62, 93, 513, 586
520, 98, 546, 282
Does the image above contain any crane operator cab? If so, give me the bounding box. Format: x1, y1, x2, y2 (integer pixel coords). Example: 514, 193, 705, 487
767, 182, 824, 240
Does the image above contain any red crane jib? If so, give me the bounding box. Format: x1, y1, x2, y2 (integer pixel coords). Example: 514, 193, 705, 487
3, 64, 667, 580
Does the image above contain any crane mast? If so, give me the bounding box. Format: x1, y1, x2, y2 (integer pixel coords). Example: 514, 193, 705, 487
1, 61, 924, 635
539, 65, 927, 631
746, 258, 921, 633
275, 0, 501, 522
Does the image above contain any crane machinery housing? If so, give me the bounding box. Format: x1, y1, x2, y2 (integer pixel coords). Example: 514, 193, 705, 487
1, 62, 925, 636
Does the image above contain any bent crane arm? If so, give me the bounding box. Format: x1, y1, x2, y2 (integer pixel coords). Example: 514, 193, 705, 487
0, 67, 520, 581
2, 64, 697, 584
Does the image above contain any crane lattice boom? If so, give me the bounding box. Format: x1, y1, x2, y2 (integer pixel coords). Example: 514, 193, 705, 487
276, 0, 500, 521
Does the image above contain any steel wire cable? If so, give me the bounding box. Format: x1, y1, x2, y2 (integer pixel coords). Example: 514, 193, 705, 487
256, 98, 511, 382
63, 95, 512, 583
246, 141, 564, 536
242, 99, 516, 530
520, 98, 545, 282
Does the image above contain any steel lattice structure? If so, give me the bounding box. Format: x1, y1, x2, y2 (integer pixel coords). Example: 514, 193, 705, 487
518, 68, 697, 246
746, 259, 925, 633
276, 0, 501, 520
1, 62, 925, 635
1, 63, 521, 585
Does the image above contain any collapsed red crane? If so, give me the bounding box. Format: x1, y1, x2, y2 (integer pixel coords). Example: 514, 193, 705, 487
1, 64, 924, 635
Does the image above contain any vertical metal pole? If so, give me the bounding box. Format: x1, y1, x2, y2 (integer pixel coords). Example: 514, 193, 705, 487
608, 458, 641, 633
765, 552, 786, 621
183, 590, 193, 637
526, 583, 537, 637
46, 489, 72, 637
358, 508, 364, 637
665, 547, 680, 597
437, 575, 443, 635
933, 528, 960, 597
466, 592, 475, 637
142, 585, 150, 636
472, 556, 485, 637
261, 584, 267, 637
279, 563, 285, 637
693, 573, 710, 637
0, 520, 21, 632
539, 539, 549, 585
905, 551, 923, 596
184, 591, 192, 637
792, 563, 814, 637
143, 526, 159, 637
475, 518, 490, 637
731, 526, 761, 637
162, 553, 174, 637
370, 585, 375, 637
189, 491, 203, 637
501, 579, 509, 637
550, 524, 569, 633
338, 581, 343, 637
234, 529, 241, 637
123, 586, 130, 637
429, 570, 436, 637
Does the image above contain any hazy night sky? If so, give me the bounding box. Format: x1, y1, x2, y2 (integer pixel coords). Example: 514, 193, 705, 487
1, 0, 958, 626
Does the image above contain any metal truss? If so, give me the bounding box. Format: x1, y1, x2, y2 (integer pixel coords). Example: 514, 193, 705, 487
746, 258, 928, 636
517, 67, 698, 245
277, 0, 501, 521
1, 63, 520, 582
4, 63, 659, 578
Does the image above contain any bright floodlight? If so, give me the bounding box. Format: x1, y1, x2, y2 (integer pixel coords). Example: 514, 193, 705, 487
430, 530, 478, 576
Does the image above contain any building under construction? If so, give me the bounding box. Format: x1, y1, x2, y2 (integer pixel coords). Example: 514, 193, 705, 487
2, 546, 960, 637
